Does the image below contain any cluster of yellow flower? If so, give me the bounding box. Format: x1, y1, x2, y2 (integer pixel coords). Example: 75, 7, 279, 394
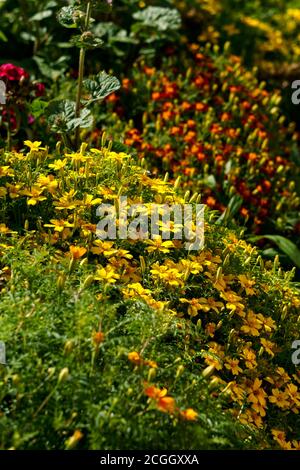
0, 141, 299, 448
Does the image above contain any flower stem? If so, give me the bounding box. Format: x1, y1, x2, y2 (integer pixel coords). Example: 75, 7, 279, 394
74, 1, 92, 150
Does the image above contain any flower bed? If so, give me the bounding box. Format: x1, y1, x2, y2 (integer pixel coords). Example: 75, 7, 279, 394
0, 143, 299, 449
101, 43, 300, 240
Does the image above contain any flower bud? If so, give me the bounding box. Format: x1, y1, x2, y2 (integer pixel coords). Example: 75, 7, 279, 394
58, 367, 69, 384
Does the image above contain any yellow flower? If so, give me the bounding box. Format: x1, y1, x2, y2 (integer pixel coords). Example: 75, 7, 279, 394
225, 358, 243, 375
0, 186, 7, 197
241, 311, 263, 336
0, 224, 10, 234
24, 140, 46, 152
6, 183, 23, 199
0, 165, 14, 177
77, 194, 102, 208
271, 429, 293, 449
48, 158, 68, 171
269, 389, 290, 409
123, 283, 152, 298
146, 236, 175, 253
44, 219, 74, 232
150, 263, 184, 287
241, 347, 257, 369
36, 175, 58, 193
91, 240, 116, 257
144, 385, 167, 399
22, 186, 47, 206
157, 396, 175, 414
238, 274, 256, 295
260, 338, 276, 357
54, 189, 78, 210
257, 314, 276, 333
94, 265, 120, 284
180, 297, 223, 316
220, 290, 245, 313
247, 378, 267, 412
239, 409, 263, 428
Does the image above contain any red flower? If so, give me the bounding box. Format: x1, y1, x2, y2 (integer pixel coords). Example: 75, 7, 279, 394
0, 63, 29, 82
35, 82, 45, 97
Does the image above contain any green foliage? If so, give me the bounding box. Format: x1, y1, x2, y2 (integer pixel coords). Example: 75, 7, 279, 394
83, 72, 121, 105
0, 247, 258, 450
132, 6, 181, 32
46, 99, 93, 133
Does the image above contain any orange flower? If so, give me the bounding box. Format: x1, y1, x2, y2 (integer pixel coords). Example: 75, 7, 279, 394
180, 408, 198, 421
157, 396, 175, 414
144, 385, 167, 400
69, 245, 87, 259
93, 331, 105, 345
144, 360, 158, 368
152, 92, 161, 101
65, 430, 84, 449
128, 351, 142, 365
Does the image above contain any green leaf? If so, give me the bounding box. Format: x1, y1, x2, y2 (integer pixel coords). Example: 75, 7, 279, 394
0, 30, 8, 42
34, 56, 69, 81
57, 6, 82, 29
216, 195, 243, 225
70, 33, 103, 49
133, 6, 181, 32
29, 99, 48, 119
83, 72, 120, 105
248, 234, 300, 268
46, 100, 93, 133
30, 10, 53, 22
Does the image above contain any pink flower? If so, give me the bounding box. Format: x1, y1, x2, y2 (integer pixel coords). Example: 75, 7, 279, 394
28, 114, 35, 125
0, 63, 29, 82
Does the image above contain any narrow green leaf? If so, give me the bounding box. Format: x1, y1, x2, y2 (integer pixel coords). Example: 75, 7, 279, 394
248, 234, 300, 268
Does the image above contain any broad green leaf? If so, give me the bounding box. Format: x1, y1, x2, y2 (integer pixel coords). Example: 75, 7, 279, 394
57, 6, 82, 29
83, 72, 120, 105
248, 234, 300, 268
30, 10, 53, 22
46, 100, 93, 133
133, 7, 181, 32
29, 99, 48, 119
70, 33, 103, 50
34, 56, 68, 81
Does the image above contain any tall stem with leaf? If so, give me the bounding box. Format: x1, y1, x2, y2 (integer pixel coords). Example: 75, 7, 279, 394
75, 1, 92, 149
47, 0, 120, 150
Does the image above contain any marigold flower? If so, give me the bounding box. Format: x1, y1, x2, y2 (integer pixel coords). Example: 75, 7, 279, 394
69, 245, 87, 259
180, 408, 198, 421
93, 331, 105, 345
157, 396, 175, 414
144, 385, 167, 400
128, 351, 142, 365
